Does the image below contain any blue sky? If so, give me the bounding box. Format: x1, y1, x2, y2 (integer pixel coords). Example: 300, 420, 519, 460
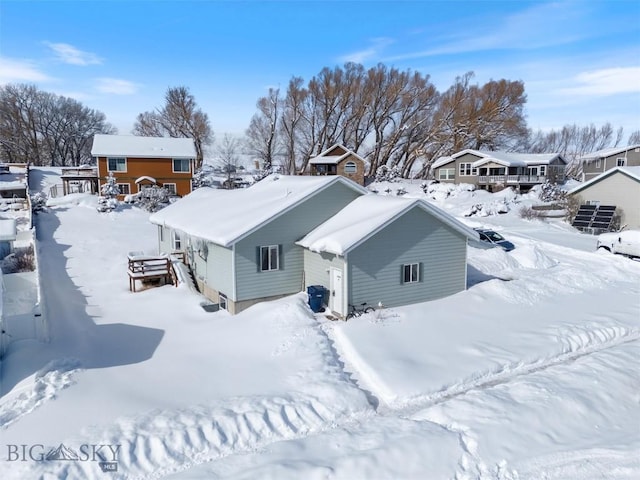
1, 0, 639, 140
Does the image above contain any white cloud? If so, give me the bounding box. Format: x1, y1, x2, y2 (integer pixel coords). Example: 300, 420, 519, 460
95, 78, 140, 95
0, 57, 51, 84
45, 42, 102, 66
339, 37, 394, 64
559, 67, 640, 96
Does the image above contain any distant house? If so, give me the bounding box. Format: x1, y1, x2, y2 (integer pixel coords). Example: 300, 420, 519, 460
298, 195, 478, 316
431, 149, 567, 192
307, 144, 366, 186
578, 145, 640, 182
568, 166, 640, 230
149, 175, 477, 315
91, 134, 197, 199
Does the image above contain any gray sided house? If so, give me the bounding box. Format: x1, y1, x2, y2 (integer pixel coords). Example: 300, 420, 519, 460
568, 166, 640, 230
578, 145, 640, 182
432, 149, 566, 192
298, 195, 479, 316
149, 175, 367, 314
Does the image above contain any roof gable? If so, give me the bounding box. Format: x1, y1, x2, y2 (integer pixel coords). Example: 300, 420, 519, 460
568, 166, 640, 195
91, 134, 196, 158
149, 175, 367, 247
297, 195, 478, 255
308, 143, 365, 165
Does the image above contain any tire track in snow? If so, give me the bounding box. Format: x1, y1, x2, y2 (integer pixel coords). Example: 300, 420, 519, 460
381, 326, 640, 417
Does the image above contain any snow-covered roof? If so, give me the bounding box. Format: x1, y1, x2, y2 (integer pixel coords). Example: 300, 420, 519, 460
0, 218, 17, 241
135, 176, 157, 184
308, 143, 365, 165
91, 134, 196, 158
431, 156, 454, 169
309, 155, 347, 165
470, 151, 564, 168
149, 174, 368, 247
579, 144, 640, 161
0, 181, 27, 191
297, 194, 479, 256
568, 166, 640, 195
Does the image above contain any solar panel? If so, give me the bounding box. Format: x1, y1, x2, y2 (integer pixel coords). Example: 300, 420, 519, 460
572, 204, 617, 233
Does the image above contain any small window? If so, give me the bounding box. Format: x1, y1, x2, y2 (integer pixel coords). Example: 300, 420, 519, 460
540, 165, 546, 176
159, 225, 164, 242
107, 157, 126, 172
260, 245, 279, 271
173, 231, 182, 251
595, 158, 601, 168
403, 263, 419, 284
344, 161, 357, 173
219, 293, 228, 311
617, 157, 626, 167
117, 183, 130, 195
163, 183, 177, 195
173, 158, 191, 173
459, 163, 473, 176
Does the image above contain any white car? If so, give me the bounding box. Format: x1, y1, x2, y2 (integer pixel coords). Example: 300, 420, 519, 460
597, 230, 640, 258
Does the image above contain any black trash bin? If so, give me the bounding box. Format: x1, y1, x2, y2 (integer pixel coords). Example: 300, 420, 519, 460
307, 285, 326, 313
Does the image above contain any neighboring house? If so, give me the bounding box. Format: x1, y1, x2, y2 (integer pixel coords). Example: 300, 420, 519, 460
0, 219, 17, 258
297, 195, 478, 316
307, 144, 366, 186
568, 166, 640, 230
578, 145, 640, 182
91, 134, 197, 199
431, 149, 567, 192
150, 175, 367, 314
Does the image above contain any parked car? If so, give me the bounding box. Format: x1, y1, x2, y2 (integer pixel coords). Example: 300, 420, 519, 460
597, 230, 640, 258
473, 228, 515, 252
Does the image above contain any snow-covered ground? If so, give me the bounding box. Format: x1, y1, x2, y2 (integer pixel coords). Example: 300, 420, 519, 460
0, 170, 638, 479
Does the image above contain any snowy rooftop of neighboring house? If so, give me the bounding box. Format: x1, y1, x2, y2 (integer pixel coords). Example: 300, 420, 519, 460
431, 150, 564, 169
297, 194, 479, 256
149, 174, 368, 247
0, 218, 17, 241
0, 181, 27, 191
579, 144, 640, 161
308, 155, 347, 165
91, 134, 196, 158
568, 166, 640, 195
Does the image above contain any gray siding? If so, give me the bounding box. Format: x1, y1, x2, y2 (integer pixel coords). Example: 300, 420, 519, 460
573, 172, 640, 229
303, 249, 344, 289
158, 225, 172, 254
583, 147, 640, 180
206, 244, 234, 298
234, 182, 362, 301
348, 206, 467, 308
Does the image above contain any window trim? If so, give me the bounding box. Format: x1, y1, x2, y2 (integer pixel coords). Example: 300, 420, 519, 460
439, 168, 455, 180
107, 157, 127, 172
402, 263, 420, 284
173, 231, 182, 251
159, 225, 164, 242
173, 158, 191, 173
344, 161, 357, 173
616, 157, 626, 167
163, 183, 177, 195
595, 158, 602, 168
219, 293, 228, 311
260, 245, 280, 272
117, 183, 130, 195
459, 162, 475, 176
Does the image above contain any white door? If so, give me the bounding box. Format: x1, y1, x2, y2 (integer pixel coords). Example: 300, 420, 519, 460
330, 268, 344, 315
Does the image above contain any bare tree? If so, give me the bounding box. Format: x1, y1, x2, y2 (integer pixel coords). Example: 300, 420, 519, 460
627, 130, 640, 145
0, 83, 114, 166
133, 86, 213, 169
245, 87, 281, 172
216, 134, 242, 188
